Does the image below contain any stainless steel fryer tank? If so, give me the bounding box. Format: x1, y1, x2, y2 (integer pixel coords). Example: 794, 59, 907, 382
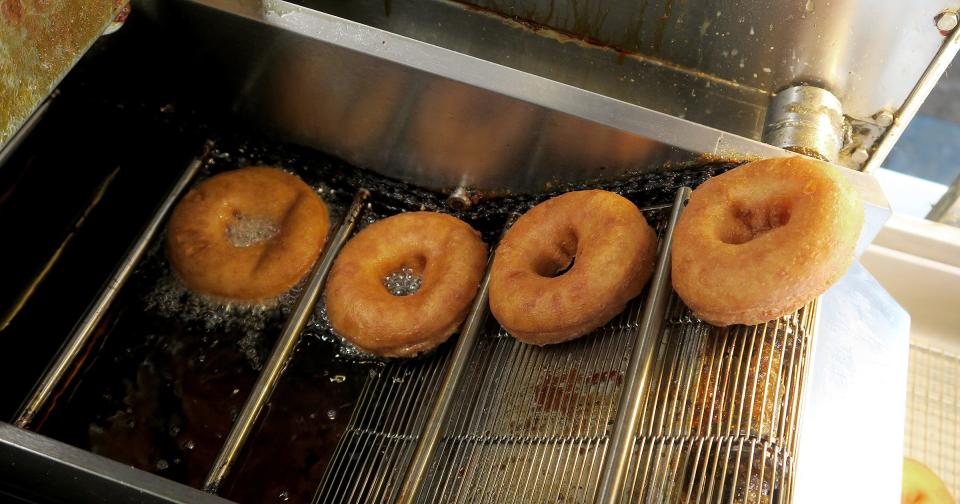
0, 0, 920, 503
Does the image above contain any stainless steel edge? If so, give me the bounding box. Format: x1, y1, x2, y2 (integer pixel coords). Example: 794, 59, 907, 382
0, 422, 232, 504
202, 189, 371, 493
927, 173, 960, 225
14, 142, 212, 429
793, 262, 911, 504
395, 245, 497, 504
593, 187, 690, 504
0, 90, 57, 169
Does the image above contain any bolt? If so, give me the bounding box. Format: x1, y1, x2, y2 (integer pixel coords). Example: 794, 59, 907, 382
851, 147, 870, 164
936, 10, 959, 33
446, 187, 472, 211
874, 110, 895, 128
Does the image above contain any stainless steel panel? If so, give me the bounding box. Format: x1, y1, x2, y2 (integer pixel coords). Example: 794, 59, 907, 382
161, 0, 769, 192
157, 0, 901, 197
291, 0, 771, 140
793, 262, 911, 504
204, 0, 959, 170
449, 0, 958, 123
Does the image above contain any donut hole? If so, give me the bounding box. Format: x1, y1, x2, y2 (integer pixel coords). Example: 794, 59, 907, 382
720, 201, 792, 245
225, 213, 280, 247
532, 232, 578, 278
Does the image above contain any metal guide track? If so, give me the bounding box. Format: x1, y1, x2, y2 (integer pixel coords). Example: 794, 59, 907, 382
15, 141, 212, 429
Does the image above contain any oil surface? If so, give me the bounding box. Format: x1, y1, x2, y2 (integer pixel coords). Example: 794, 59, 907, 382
36, 131, 739, 503
29, 92, 742, 504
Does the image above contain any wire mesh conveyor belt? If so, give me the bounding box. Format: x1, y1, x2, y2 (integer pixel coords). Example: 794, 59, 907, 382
314, 189, 818, 504
620, 299, 816, 504
14, 141, 817, 504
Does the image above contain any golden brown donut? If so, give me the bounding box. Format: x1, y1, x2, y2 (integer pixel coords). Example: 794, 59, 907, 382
166, 167, 330, 303
324, 212, 488, 357
489, 190, 658, 345
671, 157, 864, 327
902, 458, 955, 504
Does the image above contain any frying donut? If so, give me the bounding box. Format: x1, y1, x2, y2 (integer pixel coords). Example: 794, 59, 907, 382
489, 190, 658, 345
671, 157, 864, 327
167, 167, 330, 303
324, 212, 488, 357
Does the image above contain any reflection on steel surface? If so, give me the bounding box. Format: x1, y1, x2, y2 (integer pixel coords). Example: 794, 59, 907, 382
149, 0, 897, 193
260, 0, 959, 169
762, 86, 844, 163
0, 0, 119, 147
793, 262, 910, 504
0, 422, 230, 504
454, 0, 955, 122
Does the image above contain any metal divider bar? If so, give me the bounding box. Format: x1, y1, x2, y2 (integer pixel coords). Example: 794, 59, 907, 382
395, 227, 504, 504
15, 141, 212, 429
0, 90, 58, 168
203, 188, 370, 493
594, 186, 691, 504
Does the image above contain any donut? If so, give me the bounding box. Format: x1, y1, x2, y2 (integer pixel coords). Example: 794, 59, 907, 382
671, 156, 863, 327
166, 167, 330, 303
489, 190, 658, 345
324, 212, 488, 357
902, 458, 955, 504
